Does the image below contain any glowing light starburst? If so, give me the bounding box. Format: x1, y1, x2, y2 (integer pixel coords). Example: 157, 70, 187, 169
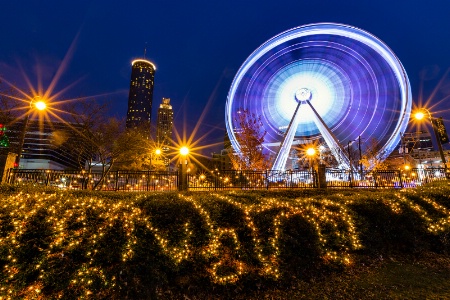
410, 67, 450, 131
165, 75, 228, 171
0, 34, 118, 133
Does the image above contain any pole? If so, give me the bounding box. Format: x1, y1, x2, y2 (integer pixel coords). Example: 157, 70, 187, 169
358, 135, 363, 177
179, 158, 188, 191
431, 119, 447, 166
401, 132, 406, 164
348, 141, 353, 186
428, 111, 448, 177
16, 97, 43, 168
16, 113, 31, 168
347, 141, 352, 172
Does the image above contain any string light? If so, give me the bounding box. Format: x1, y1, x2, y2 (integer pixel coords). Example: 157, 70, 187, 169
1, 186, 450, 297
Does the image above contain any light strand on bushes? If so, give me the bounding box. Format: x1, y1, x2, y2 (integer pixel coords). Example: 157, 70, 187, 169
1, 186, 450, 297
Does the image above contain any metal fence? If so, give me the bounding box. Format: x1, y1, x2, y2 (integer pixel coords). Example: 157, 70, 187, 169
187, 170, 316, 190
6, 168, 448, 191
7, 169, 179, 191
326, 168, 448, 188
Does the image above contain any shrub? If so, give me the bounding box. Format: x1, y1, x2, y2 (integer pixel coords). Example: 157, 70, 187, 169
0, 185, 449, 298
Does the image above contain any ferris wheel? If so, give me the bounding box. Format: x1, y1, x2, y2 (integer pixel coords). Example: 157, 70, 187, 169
225, 23, 411, 171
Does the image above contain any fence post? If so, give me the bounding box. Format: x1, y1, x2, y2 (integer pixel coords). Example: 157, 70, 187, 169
312, 170, 317, 188
45, 171, 50, 186
266, 170, 269, 190
317, 164, 327, 188
115, 171, 119, 191
398, 170, 403, 188
348, 171, 353, 188
214, 173, 217, 191
178, 163, 188, 191
373, 172, 378, 188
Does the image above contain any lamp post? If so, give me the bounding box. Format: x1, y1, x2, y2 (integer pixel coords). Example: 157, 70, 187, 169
347, 140, 355, 185
414, 109, 447, 174
16, 96, 47, 168
306, 147, 318, 187
358, 135, 363, 177
179, 146, 189, 191
347, 140, 353, 172
150, 148, 161, 170
306, 147, 316, 171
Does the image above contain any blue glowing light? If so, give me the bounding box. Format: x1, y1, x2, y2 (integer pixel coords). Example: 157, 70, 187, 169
226, 23, 411, 171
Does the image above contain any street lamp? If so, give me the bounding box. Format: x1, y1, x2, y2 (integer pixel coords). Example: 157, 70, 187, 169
179, 146, 190, 191
180, 146, 189, 156
414, 108, 447, 172
150, 148, 162, 170
16, 96, 47, 168
306, 147, 316, 171
34, 100, 47, 111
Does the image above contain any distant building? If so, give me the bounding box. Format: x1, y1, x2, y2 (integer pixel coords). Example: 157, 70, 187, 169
1, 120, 89, 170
126, 59, 156, 136
400, 131, 433, 154
211, 134, 233, 170
211, 149, 233, 170
386, 149, 450, 169
386, 131, 449, 169
156, 98, 174, 169
156, 98, 174, 149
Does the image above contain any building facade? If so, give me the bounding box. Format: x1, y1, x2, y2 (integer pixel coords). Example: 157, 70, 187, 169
1, 120, 89, 170
126, 59, 156, 136
156, 98, 174, 149
156, 98, 174, 169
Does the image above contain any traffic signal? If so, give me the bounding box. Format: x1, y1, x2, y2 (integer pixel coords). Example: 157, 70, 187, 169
0, 124, 10, 147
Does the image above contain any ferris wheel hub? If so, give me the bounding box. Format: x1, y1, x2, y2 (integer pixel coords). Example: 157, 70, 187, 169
295, 88, 312, 103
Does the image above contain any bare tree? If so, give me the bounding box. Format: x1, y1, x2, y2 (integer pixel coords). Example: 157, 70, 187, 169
0, 81, 21, 125
360, 138, 388, 171
63, 101, 110, 171
228, 108, 270, 171
113, 128, 163, 171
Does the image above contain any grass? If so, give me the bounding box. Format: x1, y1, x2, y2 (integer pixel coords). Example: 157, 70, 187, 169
0, 182, 450, 299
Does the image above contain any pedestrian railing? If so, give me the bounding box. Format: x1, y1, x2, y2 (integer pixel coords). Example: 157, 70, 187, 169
6, 167, 447, 191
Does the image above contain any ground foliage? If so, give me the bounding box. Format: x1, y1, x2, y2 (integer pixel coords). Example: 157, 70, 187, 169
0, 183, 450, 299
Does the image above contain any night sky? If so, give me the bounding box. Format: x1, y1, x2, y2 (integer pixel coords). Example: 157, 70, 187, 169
1, 0, 450, 154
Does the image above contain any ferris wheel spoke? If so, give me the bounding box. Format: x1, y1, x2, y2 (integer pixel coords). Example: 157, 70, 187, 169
306, 101, 354, 170
272, 101, 303, 171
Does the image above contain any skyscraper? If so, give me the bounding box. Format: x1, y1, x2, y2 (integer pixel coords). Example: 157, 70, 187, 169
126, 59, 156, 136
156, 98, 174, 150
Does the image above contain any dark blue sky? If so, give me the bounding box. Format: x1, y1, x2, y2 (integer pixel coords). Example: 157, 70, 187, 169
1, 0, 450, 153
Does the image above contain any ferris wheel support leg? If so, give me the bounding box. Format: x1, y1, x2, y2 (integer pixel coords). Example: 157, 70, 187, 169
271, 101, 303, 171
306, 101, 354, 170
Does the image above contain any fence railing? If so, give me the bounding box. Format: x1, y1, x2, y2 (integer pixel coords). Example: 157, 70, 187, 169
6, 168, 448, 191
187, 170, 316, 190
7, 169, 179, 191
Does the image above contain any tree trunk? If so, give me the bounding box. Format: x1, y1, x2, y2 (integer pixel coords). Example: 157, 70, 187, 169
93, 159, 114, 190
